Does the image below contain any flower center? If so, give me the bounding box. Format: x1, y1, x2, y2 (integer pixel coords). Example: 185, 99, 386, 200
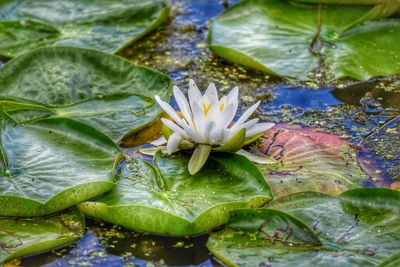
202, 102, 211, 117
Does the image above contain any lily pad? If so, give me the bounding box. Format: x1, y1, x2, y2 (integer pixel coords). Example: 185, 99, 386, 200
379, 252, 400, 267
0, 111, 123, 217
0, 0, 169, 57
78, 152, 272, 237
0, 46, 171, 143
0, 207, 84, 264
207, 188, 400, 267
209, 0, 400, 81
255, 125, 370, 198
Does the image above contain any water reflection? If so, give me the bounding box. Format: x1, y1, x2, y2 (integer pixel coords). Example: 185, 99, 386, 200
265, 85, 341, 111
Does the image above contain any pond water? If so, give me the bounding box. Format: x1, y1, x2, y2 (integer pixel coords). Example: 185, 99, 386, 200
2, 0, 399, 266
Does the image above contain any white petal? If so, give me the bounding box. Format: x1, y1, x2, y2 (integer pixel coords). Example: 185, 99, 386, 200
240, 118, 259, 130
181, 123, 205, 143
246, 122, 275, 137
217, 96, 228, 114
202, 121, 217, 143
161, 118, 187, 137
236, 149, 276, 164
219, 96, 227, 107
150, 136, 167, 146
166, 133, 182, 154
155, 95, 183, 125
221, 128, 233, 143
209, 127, 224, 144
230, 119, 260, 140
191, 101, 206, 133
156, 95, 197, 135
217, 102, 238, 128
205, 83, 218, 103
189, 80, 202, 110
206, 102, 220, 120
227, 86, 239, 104
189, 79, 200, 91
159, 104, 204, 143
173, 86, 193, 126
230, 101, 261, 131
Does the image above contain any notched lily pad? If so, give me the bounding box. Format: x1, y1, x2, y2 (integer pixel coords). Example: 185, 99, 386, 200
0, 111, 123, 217
209, 0, 400, 81
255, 124, 371, 197
0, 46, 171, 143
0, 207, 85, 264
79, 152, 272, 237
208, 188, 400, 267
0, 0, 169, 57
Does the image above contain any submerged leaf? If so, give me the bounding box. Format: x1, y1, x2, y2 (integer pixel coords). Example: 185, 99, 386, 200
79, 152, 272, 237
255, 124, 371, 197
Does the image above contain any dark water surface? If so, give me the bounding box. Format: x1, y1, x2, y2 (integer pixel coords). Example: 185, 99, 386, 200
1, 0, 398, 266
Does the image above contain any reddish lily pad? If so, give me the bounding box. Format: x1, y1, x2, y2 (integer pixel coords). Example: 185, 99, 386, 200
254, 124, 373, 197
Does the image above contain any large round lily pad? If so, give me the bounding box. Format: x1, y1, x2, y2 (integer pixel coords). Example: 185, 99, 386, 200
207, 188, 400, 267
209, 0, 400, 81
78, 152, 272, 237
0, 0, 169, 58
0, 111, 123, 217
254, 125, 370, 197
0, 46, 171, 143
0, 207, 85, 264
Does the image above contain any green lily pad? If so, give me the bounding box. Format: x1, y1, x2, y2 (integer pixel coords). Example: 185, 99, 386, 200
208, 188, 400, 267
0, 111, 123, 217
209, 0, 400, 81
255, 125, 369, 198
78, 152, 272, 237
0, 0, 169, 58
379, 252, 400, 267
0, 46, 171, 143
0, 207, 84, 264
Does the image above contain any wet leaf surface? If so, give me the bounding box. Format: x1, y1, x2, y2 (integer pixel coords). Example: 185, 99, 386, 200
0, 0, 398, 265
209, 0, 400, 81
0, 0, 168, 57
208, 188, 400, 267
0, 113, 122, 217
0, 47, 171, 143
79, 152, 272, 237
0, 208, 84, 264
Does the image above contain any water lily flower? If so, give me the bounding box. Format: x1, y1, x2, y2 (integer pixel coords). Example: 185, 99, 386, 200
154, 80, 275, 175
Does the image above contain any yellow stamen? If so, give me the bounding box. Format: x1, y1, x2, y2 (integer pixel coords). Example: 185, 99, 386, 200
219, 103, 225, 111
202, 102, 211, 117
